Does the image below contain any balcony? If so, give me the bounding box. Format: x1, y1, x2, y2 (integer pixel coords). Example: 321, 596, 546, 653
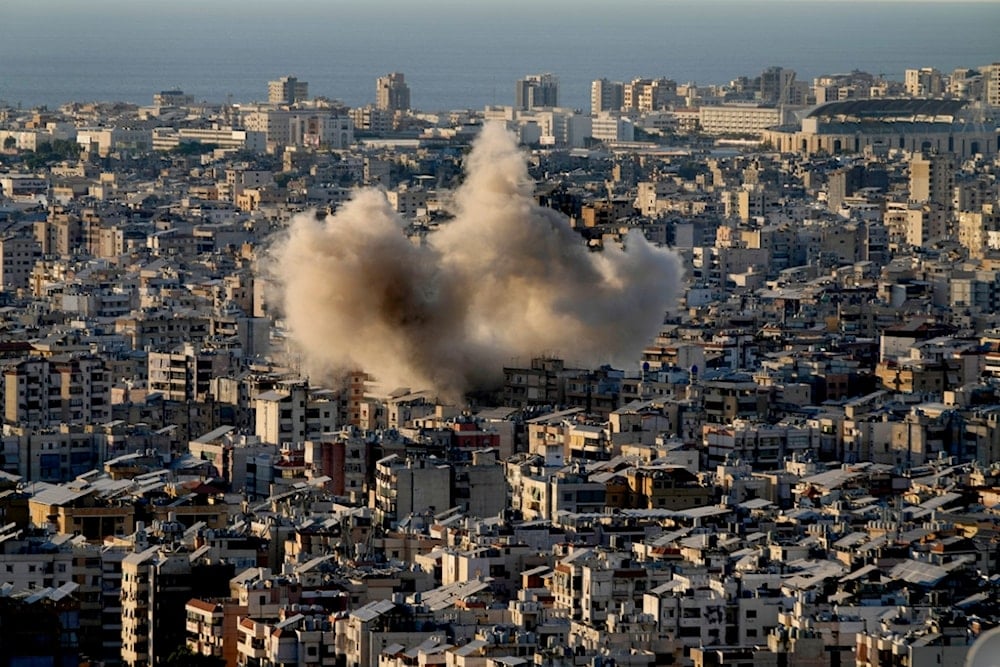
240, 643, 267, 659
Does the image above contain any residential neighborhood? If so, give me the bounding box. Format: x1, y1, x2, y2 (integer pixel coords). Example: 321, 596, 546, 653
1, 62, 1000, 667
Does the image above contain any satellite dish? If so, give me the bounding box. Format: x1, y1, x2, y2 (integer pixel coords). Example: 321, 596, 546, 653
967, 626, 1000, 667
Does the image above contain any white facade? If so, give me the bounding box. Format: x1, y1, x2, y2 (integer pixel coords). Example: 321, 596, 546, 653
591, 78, 624, 114
151, 127, 266, 153
698, 105, 786, 136
254, 383, 338, 446
591, 113, 634, 143
242, 108, 354, 148
76, 127, 152, 156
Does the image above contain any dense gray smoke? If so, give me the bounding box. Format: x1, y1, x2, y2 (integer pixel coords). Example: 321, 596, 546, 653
263, 123, 683, 398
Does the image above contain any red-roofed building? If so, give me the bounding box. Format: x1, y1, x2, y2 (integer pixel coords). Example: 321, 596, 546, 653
185, 598, 248, 667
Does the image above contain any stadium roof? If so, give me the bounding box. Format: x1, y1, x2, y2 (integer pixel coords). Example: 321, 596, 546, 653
806, 98, 967, 119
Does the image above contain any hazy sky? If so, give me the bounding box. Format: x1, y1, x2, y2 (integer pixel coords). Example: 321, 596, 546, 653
10, 0, 1000, 14
3, 0, 996, 110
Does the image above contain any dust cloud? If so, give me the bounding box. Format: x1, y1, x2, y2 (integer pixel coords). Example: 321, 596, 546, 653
262, 123, 683, 398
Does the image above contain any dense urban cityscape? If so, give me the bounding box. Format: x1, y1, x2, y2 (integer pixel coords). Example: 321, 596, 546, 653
1, 59, 1000, 667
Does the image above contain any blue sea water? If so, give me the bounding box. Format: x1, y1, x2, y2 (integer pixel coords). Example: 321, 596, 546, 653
1, 0, 998, 112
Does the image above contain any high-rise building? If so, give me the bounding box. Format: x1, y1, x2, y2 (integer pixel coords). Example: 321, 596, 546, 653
515, 73, 558, 110
909, 151, 956, 244
121, 545, 234, 667
376, 72, 411, 112
267, 75, 308, 105
3, 355, 111, 427
759, 66, 796, 105
904, 68, 944, 97
591, 78, 624, 114
910, 151, 955, 210
983, 62, 1000, 106
0, 233, 41, 291
948, 68, 984, 101
622, 78, 676, 112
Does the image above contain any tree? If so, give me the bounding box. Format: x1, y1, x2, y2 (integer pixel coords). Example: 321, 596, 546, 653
22, 138, 83, 168
168, 141, 218, 156
3, 136, 15, 151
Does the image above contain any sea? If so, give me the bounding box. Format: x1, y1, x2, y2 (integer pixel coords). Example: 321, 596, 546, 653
1, 0, 998, 113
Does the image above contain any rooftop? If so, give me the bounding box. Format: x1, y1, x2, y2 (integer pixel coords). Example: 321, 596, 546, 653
805, 98, 967, 119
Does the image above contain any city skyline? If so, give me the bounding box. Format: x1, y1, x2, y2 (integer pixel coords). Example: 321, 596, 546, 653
3, 2, 998, 111
2, 4, 1000, 666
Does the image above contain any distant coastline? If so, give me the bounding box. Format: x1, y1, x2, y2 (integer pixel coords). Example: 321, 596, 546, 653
2, 1, 998, 111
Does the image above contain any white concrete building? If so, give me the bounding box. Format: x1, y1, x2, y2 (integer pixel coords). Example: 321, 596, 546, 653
242, 108, 353, 148
698, 104, 787, 136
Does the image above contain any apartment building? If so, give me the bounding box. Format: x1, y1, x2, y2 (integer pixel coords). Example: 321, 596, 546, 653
376, 72, 410, 113
0, 531, 74, 594
237, 610, 338, 667
0, 233, 41, 291
242, 107, 353, 149
254, 381, 339, 446
115, 310, 210, 350
623, 77, 677, 112
3, 354, 111, 428
591, 78, 624, 114
698, 105, 785, 136
268, 76, 308, 105
2, 426, 104, 482
904, 68, 944, 97
304, 430, 369, 501
372, 455, 451, 529
983, 62, 1000, 107
121, 545, 233, 667
702, 420, 818, 470
334, 599, 441, 667
147, 345, 235, 402
188, 425, 274, 494
515, 73, 558, 110
28, 476, 136, 540
350, 105, 393, 134
185, 598, 247, 667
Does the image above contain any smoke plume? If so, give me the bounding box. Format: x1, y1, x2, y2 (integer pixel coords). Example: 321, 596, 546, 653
263, 123, 683, 398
